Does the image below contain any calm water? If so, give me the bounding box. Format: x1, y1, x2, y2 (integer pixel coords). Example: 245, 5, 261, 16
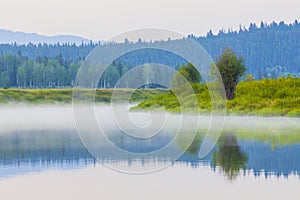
0, 106, 300, 200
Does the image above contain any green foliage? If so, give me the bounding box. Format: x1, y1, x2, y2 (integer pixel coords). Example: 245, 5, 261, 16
0, 53, 131, 89
170, 63, 202, 112
244, 74, 255, 82
172, 63, 201, 85
183, 63, 201, 83
171, 63, 201, 95
213, 134, 248, 180
1, 21, 300, 81
0, 88, 167, 104
215, 48, 246, 100
2, 21, 300, 89
228, 77, 300, 116
0, 53, 82, 88
134, 77, 300, 117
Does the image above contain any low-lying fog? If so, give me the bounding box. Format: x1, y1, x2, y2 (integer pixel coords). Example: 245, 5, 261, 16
0, 105, 299, 134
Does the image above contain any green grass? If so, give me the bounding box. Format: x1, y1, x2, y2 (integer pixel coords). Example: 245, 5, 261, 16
0, 88, 167, 104
133, 77, 300, 117
1, 78, 299, 117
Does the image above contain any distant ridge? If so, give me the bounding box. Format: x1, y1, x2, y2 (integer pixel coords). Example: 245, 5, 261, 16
0, 20, 299, 81
0, 29, 90, 45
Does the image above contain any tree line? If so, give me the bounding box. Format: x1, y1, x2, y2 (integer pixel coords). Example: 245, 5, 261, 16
0, 53, 131, 88
193, 20, 300, 79
0, 20, 299, 88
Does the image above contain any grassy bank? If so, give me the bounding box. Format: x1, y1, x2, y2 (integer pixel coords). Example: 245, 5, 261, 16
133, 78, 300, 117
0, 88, 167, 104
1, 78, 299, 117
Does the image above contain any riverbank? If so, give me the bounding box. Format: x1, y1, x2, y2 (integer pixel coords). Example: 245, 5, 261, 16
0, 88, 167, 104
133, 78, 300, 117
0, 78, 299, 117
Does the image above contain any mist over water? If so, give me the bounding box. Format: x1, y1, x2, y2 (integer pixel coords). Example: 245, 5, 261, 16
0, 105, 299, 134
1, 105, 300, 191
1, 104, 299, 171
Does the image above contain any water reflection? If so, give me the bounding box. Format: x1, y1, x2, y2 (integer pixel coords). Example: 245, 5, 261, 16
0, 130, 300, 180
0, 131, 95, 178
212, 134, 248, 180
185, 133, 202, 156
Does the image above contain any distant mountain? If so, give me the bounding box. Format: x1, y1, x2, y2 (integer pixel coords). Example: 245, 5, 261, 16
0, 29, 90, 45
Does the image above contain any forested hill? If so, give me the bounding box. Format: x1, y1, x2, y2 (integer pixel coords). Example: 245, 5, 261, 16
194, 20, 300, 79
0, 20, 299, 88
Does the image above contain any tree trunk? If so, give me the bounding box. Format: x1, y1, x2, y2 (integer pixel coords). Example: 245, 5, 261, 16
225, 82, 237, 100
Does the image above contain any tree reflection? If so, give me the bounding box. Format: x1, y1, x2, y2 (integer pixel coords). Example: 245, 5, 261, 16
213, 134, 248, 180
185, 133, 202, 156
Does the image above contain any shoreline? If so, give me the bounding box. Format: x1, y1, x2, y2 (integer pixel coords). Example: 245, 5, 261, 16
0, 103, 299, 119
1, 78, 299, 118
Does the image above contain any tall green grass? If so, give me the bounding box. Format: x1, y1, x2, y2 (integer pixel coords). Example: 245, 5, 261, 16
0, 88, 167, 104
134, 77, 300, 117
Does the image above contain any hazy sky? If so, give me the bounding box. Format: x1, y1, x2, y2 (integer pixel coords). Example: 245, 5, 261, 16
0, 0, 299, 40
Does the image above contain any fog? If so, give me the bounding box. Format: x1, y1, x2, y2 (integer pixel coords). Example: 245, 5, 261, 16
0, 104, 299, 173
0, 105, 299, 134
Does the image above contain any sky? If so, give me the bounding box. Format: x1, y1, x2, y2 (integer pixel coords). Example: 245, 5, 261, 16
0, 0, 299, 41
